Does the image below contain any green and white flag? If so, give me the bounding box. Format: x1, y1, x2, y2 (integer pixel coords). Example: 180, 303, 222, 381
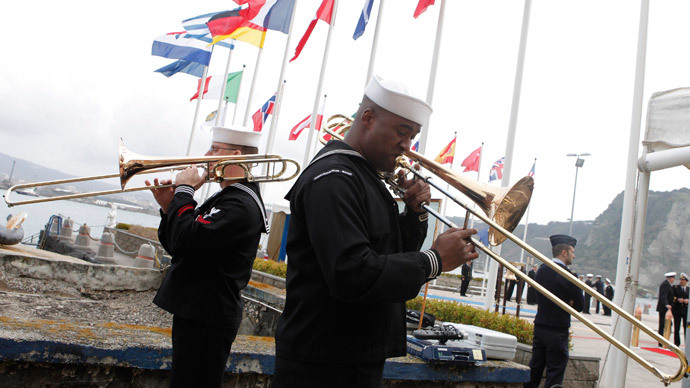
190, 70, 243, 102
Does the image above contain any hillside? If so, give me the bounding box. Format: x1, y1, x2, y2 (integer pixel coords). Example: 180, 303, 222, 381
448, 188, 690, 294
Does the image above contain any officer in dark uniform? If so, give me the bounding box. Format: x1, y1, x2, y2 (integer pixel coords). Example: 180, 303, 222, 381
603, 278, 614, 316
524, 234, 584, 388
460, 262, 472, 296
657, 272, 676, 346
272, 75, 479, 388
672, 273, 689, 346
594, 275, 605, 314
146, 126, 269, 388
526, 265, 538, 305
583, 274, 593, 314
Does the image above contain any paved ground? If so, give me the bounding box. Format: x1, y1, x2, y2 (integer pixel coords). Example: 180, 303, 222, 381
425, 287, 689, 388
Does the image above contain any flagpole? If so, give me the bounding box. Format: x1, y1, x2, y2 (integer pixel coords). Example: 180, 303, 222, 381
243, 32, 268, 126
265, 1, 299, 155
483, 0, 531, 311
365, 0, 385, 85
418, 0, 445, 155
187, 64, 211, 156
303, 0, 339, 168
215, 43, 236, 126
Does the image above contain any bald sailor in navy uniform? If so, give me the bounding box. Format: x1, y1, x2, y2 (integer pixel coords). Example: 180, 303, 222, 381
146, 126, 269, 388
524, 234, 584, 388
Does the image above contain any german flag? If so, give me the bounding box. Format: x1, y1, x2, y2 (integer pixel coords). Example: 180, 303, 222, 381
207, 9, 267, 48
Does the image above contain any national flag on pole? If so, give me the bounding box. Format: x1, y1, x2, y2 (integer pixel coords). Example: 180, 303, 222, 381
207, 9, 267, 48
251, 94, 276, 132
353, 0, 374, 40
413, 0, 435, 18
489, 157, 505, 182
460, 146, 481, 172
234, 0, 296, 33
182, 11, 237, 49
152, 32, 212, 66
154, 59, 205, 78
190, 71, 243, 101
528, 160, 536, 177
434, 136, 456, 165
288, 106, 324, 141
408, 139, 420, 163
290, 0, 335, 62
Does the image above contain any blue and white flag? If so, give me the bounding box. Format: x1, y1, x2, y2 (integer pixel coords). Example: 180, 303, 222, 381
154, 59, 205, 78
353, 0, 374, 40
182, 11, 236, 49
152, 32, 212, 66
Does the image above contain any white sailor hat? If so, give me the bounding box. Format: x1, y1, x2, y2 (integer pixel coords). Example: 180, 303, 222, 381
665, 272, 677, 278
586, 273, 593, 277
606, 278, 611, 283
211, 125, 262, 148
596, 275, 602, 278
364, 74, 432, 127
680, 273, 688, 281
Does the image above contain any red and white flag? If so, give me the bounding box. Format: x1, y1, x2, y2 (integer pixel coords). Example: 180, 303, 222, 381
460, 146, 482, 172
289, 0, 334, 62
288, 106, 324, 141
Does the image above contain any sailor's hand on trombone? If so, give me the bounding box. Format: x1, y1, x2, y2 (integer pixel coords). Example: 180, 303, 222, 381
432, 228, 479, 272
145, 178, 174, 213
395, 164, 430, 213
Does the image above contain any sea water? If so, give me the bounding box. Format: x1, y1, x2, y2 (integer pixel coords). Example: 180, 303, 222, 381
0, 192, 161, 242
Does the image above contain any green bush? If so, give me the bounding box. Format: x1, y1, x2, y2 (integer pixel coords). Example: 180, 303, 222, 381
406, 296, 534, 345
253, 258, 287, 278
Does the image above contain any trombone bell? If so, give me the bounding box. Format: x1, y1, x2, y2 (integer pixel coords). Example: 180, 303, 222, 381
404, 149, 534, 245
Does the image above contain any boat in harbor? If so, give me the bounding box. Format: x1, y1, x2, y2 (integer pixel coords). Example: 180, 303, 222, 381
15, 187, 39, 197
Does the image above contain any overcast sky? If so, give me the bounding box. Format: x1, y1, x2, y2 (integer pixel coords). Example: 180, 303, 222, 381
1, 0, 689, 225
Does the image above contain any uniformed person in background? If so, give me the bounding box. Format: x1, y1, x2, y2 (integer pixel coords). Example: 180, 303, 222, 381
146, 126, 269, 388
272, 75, 479, 388
603, 278, 614, 316
526, 265, 538, 305
524, 234, 584, 388
657, 272, 676, 347
672, 272, 689, 346
583, 273, 594, 314
594, 275, 605, 314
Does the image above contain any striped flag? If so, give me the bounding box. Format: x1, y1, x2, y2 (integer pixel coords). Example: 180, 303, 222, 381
236, 0, 296, 34
251, 94, 276, 132
152, 32, 212, 66
190, 71, 243, 101
182, 11, 236, 49
528, 160, 536, 177
353, 0, 374, 40
434, 136, 456, 165
489, 157, 505, 182
207, 9, 267, 48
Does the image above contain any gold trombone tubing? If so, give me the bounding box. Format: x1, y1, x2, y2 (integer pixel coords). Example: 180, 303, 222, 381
319, 116, 687, 385
4, 140, 301, 207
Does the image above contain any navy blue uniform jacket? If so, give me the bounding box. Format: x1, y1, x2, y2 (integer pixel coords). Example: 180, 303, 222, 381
657, 280, 674, 313
275, 140, 436, 363
534, 262, 585, 330
153, 182, 268, 329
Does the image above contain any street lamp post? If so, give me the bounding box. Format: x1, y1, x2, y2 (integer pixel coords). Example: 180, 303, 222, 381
567, 153, 591, 236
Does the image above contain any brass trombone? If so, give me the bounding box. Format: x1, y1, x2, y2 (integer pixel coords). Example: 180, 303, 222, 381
4, 139, 301, 207
320, 114, 687, 385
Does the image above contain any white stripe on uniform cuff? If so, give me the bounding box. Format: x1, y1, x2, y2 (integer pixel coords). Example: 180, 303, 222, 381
175, 185, 195, 197
422, 249, 440, 279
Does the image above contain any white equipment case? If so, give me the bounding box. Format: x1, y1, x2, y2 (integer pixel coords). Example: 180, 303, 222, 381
442, 322, 518, 360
